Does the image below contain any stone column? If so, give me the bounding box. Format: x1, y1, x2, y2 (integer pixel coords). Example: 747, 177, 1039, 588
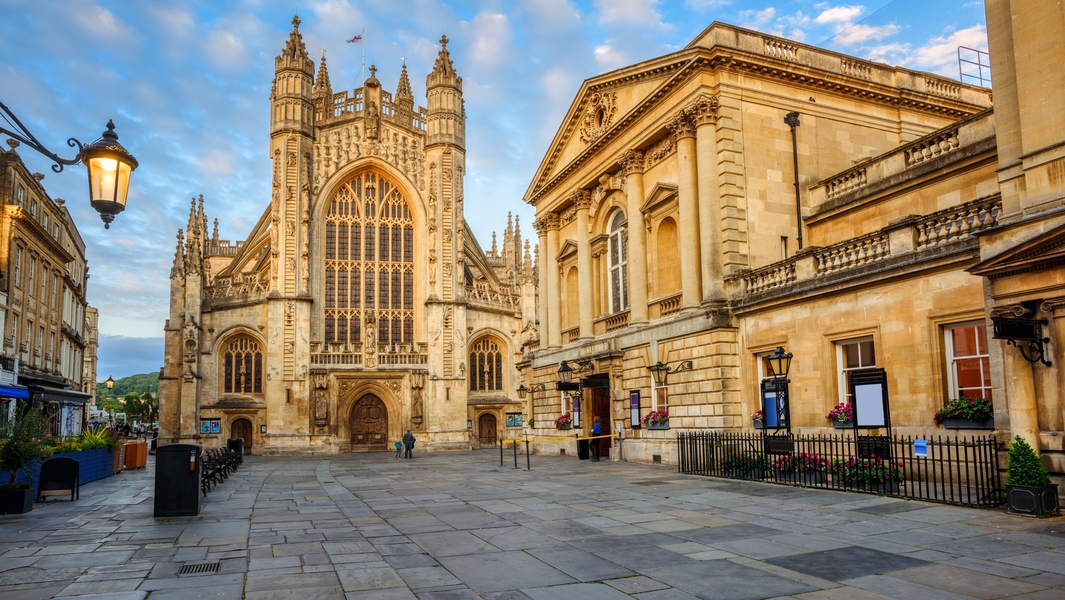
690, 94, 725, 304
534, 218, 549, 348
544, 214, 562, 348
672, 111, 702, 308
622, 150, 649, 324
994, 305, 1040, 448
574, 190, 594, 340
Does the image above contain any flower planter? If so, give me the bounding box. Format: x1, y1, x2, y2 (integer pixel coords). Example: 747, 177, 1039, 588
0, 487, 34, 514
753, 421, 764, 429
832, 420, 853, 429
555, 426, 572, 431
776, 471, 827, 485
646, 422, 670, 430
943, 417, 994, 430
724, 468, 764, 480
1006, 484, 1060, 517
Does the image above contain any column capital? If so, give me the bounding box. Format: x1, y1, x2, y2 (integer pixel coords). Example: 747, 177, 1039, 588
570, 189, 592, 211
670, 110, 697, 141
688, 93, 720, 127
1041, 297, 1065, 315
541, 213, 560, 231
619, 149, 645, 176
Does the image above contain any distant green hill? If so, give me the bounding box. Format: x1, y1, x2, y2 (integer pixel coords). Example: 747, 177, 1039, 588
96, 372, 159, 399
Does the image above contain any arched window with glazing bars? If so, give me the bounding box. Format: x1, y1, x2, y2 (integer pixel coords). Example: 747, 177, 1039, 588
323, 170, 415, 349
469, 337, 504, 392
608, 210, 628, 313
222, 336, 263, 394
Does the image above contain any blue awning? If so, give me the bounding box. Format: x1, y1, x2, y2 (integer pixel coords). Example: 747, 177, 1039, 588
0, 385, 30, 399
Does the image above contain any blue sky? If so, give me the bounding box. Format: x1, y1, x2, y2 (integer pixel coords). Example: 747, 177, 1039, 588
0, 0, 987, 379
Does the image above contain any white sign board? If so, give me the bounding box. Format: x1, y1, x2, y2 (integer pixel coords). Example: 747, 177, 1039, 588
854, 383, 886, 427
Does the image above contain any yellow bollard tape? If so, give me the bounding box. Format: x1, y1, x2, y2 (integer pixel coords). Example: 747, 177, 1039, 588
506, 434, 620, 445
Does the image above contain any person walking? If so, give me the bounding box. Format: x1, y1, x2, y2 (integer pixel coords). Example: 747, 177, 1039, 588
402, 429, 416, 459
394, 441, 402, 458
591, 416, 601, 462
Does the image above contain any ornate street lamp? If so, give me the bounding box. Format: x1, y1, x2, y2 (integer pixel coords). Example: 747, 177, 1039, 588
105, 375, 115, 399
764, 347, 794, 435
648, 360, 693, 387
1, 101, 138, 229
767, 346, 793, 379
557, 361, 573, 384
516, 383, 546, 400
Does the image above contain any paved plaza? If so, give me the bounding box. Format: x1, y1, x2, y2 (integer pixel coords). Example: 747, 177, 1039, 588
1, 450, 1064, 600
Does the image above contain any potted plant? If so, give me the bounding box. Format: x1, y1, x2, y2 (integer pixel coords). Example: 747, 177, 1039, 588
1, 405, 50, 514
751, 410, 764, 429
642, 410, 669, 430
722, 452, 770, 480
1006, 436, 1060, 517
826, 402, 854, 428
831, 457, 903, 494
774, 453, 828, 484
934, 397, 994, 429
554, 413, 572, 430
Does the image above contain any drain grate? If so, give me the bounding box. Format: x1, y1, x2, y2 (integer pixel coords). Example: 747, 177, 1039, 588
178, 562, 221, 576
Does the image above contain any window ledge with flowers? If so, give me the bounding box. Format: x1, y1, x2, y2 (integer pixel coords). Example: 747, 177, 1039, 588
642, 410, 669, 430
555, 413, 573, 430
826, 402, 854, 429
935, 397, 994, 429
751, 410, 764, 429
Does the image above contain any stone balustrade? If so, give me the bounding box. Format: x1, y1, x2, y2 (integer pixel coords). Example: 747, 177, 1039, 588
657, 294, 682, 317
915, 197, 1001, 249
816, 233, 890, 275
204, 276, 268, 300
465, 284, 521, 312
741, 262, 796, 295
825, 168, 868, 200
604, 311, 630, 332
311, 342, 427, 367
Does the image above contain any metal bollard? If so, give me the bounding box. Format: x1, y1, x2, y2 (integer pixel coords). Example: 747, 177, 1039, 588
525, 439, 531, 471
513, 440, 519, 469
500, 432, 504, 467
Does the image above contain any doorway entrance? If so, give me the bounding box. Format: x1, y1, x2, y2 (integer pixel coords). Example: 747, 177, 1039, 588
231, 418, 253, 454
478, 413, 497, 447
351, 394, 389, 452
589, 381, 611, 459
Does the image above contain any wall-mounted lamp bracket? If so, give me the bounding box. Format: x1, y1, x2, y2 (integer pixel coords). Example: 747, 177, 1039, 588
992, 316, 1053, 367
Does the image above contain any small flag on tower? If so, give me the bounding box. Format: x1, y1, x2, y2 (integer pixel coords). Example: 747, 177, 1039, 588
347, 34, 362, 43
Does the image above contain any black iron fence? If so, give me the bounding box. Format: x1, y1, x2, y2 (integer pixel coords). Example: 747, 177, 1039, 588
677, 431, 1003, 507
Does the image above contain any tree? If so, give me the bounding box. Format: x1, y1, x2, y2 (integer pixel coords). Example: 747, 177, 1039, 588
0, 405, 50, 486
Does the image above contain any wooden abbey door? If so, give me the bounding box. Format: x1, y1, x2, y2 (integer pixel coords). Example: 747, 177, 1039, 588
591, 386, 611, 456
478, 414, 497, 447
231, 418, 253, 454
351, 395, 389, 452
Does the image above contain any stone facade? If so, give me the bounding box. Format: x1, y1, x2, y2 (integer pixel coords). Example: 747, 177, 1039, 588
159, 18, 536, 454
519, 18, 1065, 482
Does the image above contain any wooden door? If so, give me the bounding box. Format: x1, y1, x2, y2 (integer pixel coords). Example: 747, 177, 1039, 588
591, 387, 611, 455
478, 413, 497, 447
351, 395, 389, 452
231, 418, 253, 454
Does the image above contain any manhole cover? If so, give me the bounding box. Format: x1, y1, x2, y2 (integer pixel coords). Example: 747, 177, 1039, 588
178, 563, 221, 576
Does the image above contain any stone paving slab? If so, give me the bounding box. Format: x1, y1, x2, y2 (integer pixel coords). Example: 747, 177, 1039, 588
2, 450, 1065, 599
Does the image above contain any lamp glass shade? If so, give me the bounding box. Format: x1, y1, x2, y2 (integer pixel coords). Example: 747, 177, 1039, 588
557, 361, 573, 384
105, 375, 115, 390
80, 120, 138, 228
516, 385, 528, 400
767, 347, 793, 378
649, 362, 668, 386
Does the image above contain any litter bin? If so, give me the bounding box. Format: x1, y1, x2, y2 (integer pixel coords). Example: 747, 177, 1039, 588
227, 437, 244, 464
577, 438, 590, 460
154, 444, 202, 517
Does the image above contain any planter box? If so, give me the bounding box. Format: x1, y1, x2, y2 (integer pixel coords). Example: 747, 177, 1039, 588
861, 480, 900, 494
0, 487, 34, 514
1007, 484, 1060, 517
753, 421, 764, 429
647, 422, 670, 430
832, 420, 853, 429
776, 471, 827, 485
943, 417, 994, 430
724, 468, 764, 480
555, 426, 572, 431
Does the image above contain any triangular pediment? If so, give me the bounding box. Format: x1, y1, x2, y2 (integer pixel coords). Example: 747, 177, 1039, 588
968, 220, 1065, 278
557, 239, 578, 262
524, 51, 698, 206
642, 183, 678, 213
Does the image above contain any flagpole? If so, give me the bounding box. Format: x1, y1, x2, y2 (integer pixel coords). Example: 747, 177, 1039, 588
360, 28, 365, 87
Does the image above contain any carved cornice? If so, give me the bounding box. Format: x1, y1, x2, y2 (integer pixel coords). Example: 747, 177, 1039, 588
688, 93, 720, 126
619, 150, 645, 176
669, 110, 696, 141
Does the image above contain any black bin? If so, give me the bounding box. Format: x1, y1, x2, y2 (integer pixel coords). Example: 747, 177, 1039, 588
227, 437, 244, 464
577, 438, 590, 460
154, 444, 202, 517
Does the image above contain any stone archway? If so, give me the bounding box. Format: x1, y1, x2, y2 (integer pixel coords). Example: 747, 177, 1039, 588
350, 394, 389, 452
478, 413, 497, 447
231, 418, 253, 454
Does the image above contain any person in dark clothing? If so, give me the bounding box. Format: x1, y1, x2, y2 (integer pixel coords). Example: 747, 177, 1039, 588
591, 417, 601, 461
402, 430, 416, 458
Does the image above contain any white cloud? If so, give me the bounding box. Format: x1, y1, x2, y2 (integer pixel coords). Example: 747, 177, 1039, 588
815, 5, 864, 24
466, 12, 513, 72
911, 25, 987, 74
685, 0, 731, 9
594, 44, 628, 70
834, 23, 901, 45
739, 7, 776, 30
594, 0, 660, 25
204, 30, 253, 72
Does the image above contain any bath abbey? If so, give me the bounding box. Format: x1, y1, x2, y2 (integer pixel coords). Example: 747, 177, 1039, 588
159, 18, 536, 453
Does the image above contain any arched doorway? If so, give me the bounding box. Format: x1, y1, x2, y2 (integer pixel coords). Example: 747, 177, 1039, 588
231, 418, 253, 454
351, 394, 388, 452
478, 413, 497, 447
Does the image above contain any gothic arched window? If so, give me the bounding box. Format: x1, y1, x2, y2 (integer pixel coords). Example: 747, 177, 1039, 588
221, 336, 263, 394
324, 170, 415, 348
469, 337, 504, 392
608, 210, 628, 313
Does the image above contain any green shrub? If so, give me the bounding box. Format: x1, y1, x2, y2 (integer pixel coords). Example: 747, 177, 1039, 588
81, 426, 120, 451
54, 439, 82, 455
934, 396, 993, 424
1007, 436, 1052, 487
0, 405, 50, 485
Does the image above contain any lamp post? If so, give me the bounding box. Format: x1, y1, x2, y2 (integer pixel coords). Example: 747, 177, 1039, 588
648, 360, 693, 387
0, 101, 139, 229
766, 346, 793, 434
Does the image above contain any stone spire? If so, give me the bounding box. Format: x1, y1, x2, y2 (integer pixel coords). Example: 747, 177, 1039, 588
431, 35, 456, 79
425, 34, 464, 148
314, 51, 332, 97
490, 231, 498, 257
395, 62, 414, 113
272, 14, 315, 136
170, 229, 185, 279
212, 218, 219, 243
513, 215, 522, 271
522, 239, 533, 283
282, 15, 309, 62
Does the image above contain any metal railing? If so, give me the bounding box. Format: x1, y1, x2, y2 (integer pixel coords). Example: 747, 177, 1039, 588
677, 431, 1003, 507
